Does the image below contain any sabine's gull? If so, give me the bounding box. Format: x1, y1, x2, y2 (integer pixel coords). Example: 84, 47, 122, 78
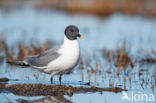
8, 25, 83, 84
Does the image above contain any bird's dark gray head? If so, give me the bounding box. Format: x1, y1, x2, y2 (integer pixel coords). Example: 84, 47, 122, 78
65, 25, 83, 40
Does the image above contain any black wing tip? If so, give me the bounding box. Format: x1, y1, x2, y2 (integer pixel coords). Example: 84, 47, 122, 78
6, 60, 30, 67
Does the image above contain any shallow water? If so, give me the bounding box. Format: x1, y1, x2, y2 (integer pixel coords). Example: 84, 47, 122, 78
0, 6, 156, 103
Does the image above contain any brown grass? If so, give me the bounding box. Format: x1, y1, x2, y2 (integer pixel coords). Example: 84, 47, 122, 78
0, 39, 53, 62
0, 83, 127, 97
140, 48, 156, 63
0, 0, 155, 17
116, 42, 133, 75
103, 42, 133, 75
0, 0, 26, 8
36, 0, 156, 17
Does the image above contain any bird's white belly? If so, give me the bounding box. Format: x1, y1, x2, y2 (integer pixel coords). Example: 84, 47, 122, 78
45, 39, 80, 75
58, 50, 79, 71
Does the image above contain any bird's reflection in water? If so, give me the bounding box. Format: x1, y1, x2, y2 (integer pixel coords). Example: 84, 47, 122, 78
17, 95, 72, 103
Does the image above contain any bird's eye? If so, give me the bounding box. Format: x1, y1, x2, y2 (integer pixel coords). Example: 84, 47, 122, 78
70, 29, 74, 32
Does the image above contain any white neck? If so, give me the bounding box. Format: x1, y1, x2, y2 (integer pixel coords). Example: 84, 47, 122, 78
59, 36, 79, 53
63, 36, 78, 46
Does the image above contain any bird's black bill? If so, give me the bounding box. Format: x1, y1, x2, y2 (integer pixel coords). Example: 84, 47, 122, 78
78, 34, 83, 39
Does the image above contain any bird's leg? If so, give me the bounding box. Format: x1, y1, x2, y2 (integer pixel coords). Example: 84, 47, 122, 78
59, 75, 62, 85
50, 76, 53, 84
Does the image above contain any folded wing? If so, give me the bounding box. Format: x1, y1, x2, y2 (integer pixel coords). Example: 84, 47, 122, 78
25, 48, 60, 67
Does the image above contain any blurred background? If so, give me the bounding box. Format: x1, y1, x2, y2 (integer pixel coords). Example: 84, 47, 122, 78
0, 0, 156, 103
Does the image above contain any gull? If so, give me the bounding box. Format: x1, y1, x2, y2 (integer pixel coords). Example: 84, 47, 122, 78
8, 25, 83, 84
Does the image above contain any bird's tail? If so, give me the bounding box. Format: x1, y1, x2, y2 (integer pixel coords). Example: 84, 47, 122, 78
6, 60, 30, 68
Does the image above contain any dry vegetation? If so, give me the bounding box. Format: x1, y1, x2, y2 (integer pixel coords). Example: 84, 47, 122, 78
0, 39, 53, 62
103, 42, 156, 73
0, 0, 155, 17
0, 0, 26, 8
0, 83, 126, 97
0, 82, 126, 103
103, 42, 134, 75
36, 0, 156, 17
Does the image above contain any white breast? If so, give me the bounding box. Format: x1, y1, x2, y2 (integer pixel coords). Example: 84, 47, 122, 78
45, 36, 80, 75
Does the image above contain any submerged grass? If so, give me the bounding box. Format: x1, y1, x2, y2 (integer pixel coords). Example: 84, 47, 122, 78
103, 42, 133, 75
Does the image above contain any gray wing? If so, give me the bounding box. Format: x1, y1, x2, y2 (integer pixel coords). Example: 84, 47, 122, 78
25, 48, 60, 67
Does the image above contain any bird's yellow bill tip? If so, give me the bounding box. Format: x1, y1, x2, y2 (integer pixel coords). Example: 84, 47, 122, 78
80, 35, 83, 39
